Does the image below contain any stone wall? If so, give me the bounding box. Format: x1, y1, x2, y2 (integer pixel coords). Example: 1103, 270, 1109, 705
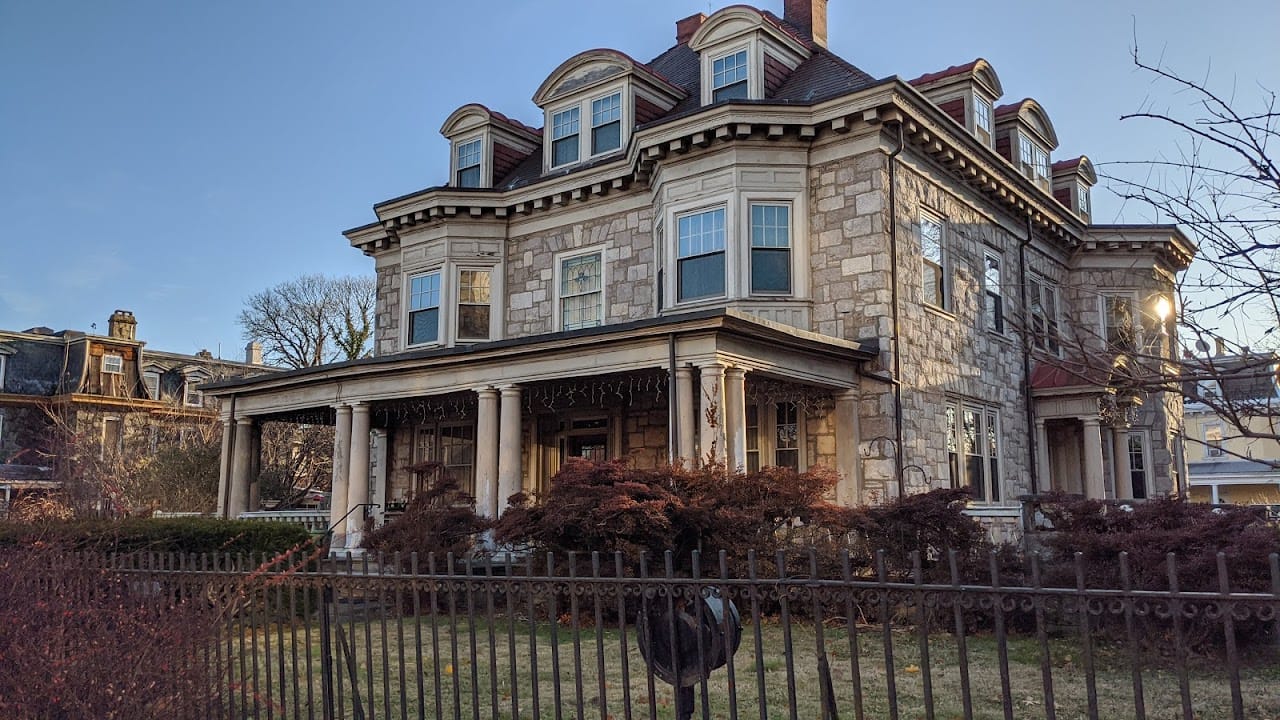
375, 263, 402, 357
506, 204, 655, 338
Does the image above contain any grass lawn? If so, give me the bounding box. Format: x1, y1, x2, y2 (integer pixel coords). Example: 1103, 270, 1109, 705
228, 612, 1280, 720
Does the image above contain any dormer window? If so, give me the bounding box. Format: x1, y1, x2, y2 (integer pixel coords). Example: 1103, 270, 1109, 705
551, 107, 581, 167
1019, 136, 1049, 184
1077, 183, 1091, 215
454, 139, 482, 188
591, 93, 622, 155
102, 353, 124, 375
711, 49, 749, 102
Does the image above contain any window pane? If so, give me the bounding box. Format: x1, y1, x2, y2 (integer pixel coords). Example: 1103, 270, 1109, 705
409, 308, 439, 345
678, 252, 725, 300
456, 139, 481, 169
678, 208, 726, 258
562, 293, 601, 330
712, 81, 748, 103
457, 165, 481, 188
986, 411, 1000, 501
974, 98, 991, 131
1127, 434, 1148, 499
920, 217, 943, 263
592, 121, 620, 154
458, 306, 490, 340
751, 248, 791, 293
591, 94, 620, 127
561, 253, 601, 295
751, 204, 790, 248
409, 273, 441, 311
712, 50, 748, 90
552, 107, 580, 139
553, 136, 578, 166
459, 270, 491, 304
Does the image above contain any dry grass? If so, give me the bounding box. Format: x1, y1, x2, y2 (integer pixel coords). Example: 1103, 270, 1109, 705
226, 607, 1280, 720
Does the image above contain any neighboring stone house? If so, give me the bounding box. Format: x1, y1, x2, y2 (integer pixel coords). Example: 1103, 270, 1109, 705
0, 310, 268, 512
1182, 350, 1280, 505
205, 1, 1194, 549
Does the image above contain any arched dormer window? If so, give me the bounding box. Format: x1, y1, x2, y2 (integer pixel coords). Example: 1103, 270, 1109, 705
688, 6, 809, 106
908, 58, 1004, 149
533, 49, 685, 173
1051, 156, 1097, 222
439, 104, 540, 189
993, 99, 1059, 191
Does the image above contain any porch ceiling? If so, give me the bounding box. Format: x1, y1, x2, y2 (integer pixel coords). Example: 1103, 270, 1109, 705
202, 310, 875, 417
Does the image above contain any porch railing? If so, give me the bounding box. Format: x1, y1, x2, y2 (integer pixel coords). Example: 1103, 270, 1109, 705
237, 509, 331, 535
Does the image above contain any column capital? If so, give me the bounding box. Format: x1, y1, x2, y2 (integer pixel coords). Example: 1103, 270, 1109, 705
698, 361, 727, 375
498, 384, 522, 397
235, 416, 255, 427
724, 366, 747, 379
332, 403, 353, 413
349, 401, 370, 411
1082, 415, 1101, 428
673, 365, 694, 378
475, 386, 500, 398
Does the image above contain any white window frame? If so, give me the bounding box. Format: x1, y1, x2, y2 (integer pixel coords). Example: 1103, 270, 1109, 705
919, 209, 948, 311
1101, 293, 1138, 351
1204, 423, 1226, 458
983, 251, 1004, 334
1019, 135, 1050, 184
543, 83, 630, 172
0, 354, 7, 390
973, 95, 992, 135
744, 401, 806, 472
748, 202, 792, 296
1125, 431, 1151, 499
453, 137, 484, 188
143, 369, 162, 400
1077, 182, 1091, 215
102, 353, 124, 375
674, 205, 729, 303
405, 269, 444, 348
710, 47, 750, 102
549, 106, 581, 168
554, 246, 606, 332
946, 400, 1004, 503
183, 379, 204, 408
590, 92, 623, 156
455, 267, 494, 342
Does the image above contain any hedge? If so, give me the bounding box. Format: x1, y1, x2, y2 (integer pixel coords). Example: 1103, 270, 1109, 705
0, 518, 316, 556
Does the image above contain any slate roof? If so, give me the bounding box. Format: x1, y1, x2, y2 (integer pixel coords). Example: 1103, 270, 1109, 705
907, 60, 979, 87
491, 14, 879, 191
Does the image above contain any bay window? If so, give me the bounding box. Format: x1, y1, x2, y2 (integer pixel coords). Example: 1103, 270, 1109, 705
749, 204, 791, 294
677, 207, 726, 301
456, 270, 492, 341
408, 271, 442, 346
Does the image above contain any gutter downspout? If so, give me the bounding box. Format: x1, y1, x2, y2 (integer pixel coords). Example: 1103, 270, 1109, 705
1019, 214, 1039, 493
887, 121, 906, 497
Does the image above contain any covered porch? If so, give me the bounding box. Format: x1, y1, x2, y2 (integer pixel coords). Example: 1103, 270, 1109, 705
203, 310, 875, 552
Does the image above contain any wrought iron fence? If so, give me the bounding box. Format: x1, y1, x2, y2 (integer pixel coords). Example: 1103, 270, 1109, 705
62, 549, 1280, 719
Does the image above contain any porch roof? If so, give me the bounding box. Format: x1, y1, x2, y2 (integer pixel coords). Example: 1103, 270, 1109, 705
202, 309, 877, 407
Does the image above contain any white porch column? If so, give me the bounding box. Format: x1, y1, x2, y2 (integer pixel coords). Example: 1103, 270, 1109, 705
1210, 484, 1221, 504
475, 387, 500, 519
1082, 416, 1106, 500
698, 362, 726, 466
724, 367, 747, 472
344, 402, 372, 549
498, 385, 523, 514
834, 389, 861, 505
674, 366, 697, 464
1034, 418, 1051, 492
216, 418, 233, 518
328, 405, 353, 547
1113, 426, 1133, 500
227, 417, 254, 519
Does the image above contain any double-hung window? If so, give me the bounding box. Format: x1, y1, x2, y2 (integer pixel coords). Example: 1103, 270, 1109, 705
946, 401, 1002, 502
774, 402, 800, 470
1126, 432, 1150, 499
457, 270, 492, 341
1103, 295, 1136, 352
1028, 277, 1061, 354
983, 253, 1003, 333
676, 208, 726, 301
455, 139, 482, 188
102, 353, 124, 374
551, 107, 580, 167
920, 211, 946, 309
143, 370, 161, 400
591, 93, 621, 155
560, 251, 603, 330
974, 96, 992, 138
184, 378, 204, 407
1204, 424, 1225, 458
749, 204, 791, 294
744, 402, 801, 472
408, 271, 442, 346
711, 50, 749, 102
1020, 136, 1049, 184
1077, 183, 1091, 215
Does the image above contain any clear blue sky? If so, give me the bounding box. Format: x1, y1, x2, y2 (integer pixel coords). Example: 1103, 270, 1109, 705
2, 0, 1275, 357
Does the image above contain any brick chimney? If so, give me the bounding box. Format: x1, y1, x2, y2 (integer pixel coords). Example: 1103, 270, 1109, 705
784, 0, 828, 48
245, 341, 264, 365
675, 12, 706, 44
107, 310, 136, 340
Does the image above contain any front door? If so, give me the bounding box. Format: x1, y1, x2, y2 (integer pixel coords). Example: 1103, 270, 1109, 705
566, 433, 609, 462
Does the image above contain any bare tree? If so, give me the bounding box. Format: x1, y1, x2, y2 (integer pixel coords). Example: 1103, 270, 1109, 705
1089, 46, 1279, 449
238, 274, 377, 369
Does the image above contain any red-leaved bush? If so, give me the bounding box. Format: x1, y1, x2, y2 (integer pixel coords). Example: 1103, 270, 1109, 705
0, 548, 222, 719
362, 463, 492, 566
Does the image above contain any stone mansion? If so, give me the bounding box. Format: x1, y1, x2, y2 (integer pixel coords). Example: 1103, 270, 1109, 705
206, 0, 1195, 547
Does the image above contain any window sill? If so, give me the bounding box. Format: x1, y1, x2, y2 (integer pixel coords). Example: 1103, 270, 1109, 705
923, 304, 956, 322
